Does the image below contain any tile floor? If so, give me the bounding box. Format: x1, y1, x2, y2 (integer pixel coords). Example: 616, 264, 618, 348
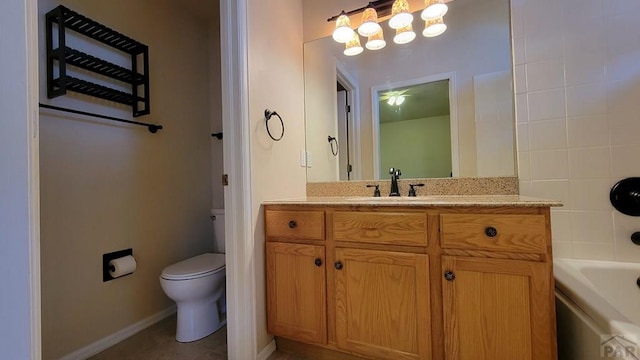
88, 314, 301, 360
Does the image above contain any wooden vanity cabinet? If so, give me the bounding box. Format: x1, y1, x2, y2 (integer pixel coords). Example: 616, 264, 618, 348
440, 212, 556, 360
264, 204, 557, 360
334, 248, 431, 360
266, 242, 326, 344
332, 210, 432, 359
441, 257, 553, 360
265, 209, 327, 344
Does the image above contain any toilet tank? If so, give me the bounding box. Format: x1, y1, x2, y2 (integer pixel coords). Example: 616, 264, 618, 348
211, 208, 225, 253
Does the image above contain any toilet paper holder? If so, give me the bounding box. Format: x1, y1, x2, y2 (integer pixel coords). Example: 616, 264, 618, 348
103, 248, 133, 282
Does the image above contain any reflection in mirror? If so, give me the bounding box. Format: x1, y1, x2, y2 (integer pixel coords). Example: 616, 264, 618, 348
376, 79, 453, 179
304, 0, 516, 183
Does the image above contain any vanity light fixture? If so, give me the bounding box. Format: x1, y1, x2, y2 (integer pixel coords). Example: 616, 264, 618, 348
421, 0, 448, 20
332, 11, 355, 43
327, 0, 452, 55
344, 32, 364, 56
394, 23, 416, 44
423, 16, 447, 37
358, 4, 382, 37
389, 0, 413, 29
366, 29, 386, 50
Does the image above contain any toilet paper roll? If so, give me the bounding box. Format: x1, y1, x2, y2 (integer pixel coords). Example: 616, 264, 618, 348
109, 255, 137, 278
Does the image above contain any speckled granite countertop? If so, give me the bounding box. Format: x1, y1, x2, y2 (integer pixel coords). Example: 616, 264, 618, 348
262, 195, 562, 207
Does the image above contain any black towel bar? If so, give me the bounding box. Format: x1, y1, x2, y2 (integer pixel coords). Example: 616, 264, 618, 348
39, 103, 163, 133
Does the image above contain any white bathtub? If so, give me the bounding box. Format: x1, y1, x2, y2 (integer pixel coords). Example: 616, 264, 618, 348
554, 258, 640, 360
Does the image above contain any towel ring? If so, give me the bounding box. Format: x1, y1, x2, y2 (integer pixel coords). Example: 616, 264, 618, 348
265, 109, 284, 141
328, 136, 338, 156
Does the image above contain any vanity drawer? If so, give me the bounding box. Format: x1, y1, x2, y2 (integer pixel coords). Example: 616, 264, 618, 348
440, 214, 547, 254
265, 209, 325, 240
332, 212, 428, 246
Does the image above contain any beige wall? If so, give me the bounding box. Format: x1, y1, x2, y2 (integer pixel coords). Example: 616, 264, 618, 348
304, 38, 340, 182
247, 0, 307, 352
38, 0, 219, 358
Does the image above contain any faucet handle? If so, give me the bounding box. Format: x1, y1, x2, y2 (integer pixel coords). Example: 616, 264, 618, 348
408, 183, 425, 197
366, 184, 381, 197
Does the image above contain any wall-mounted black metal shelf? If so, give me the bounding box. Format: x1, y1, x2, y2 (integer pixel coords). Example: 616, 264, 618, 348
45, 5, 151, 118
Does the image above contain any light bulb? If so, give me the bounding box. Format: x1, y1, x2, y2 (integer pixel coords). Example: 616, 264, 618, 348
366, 30, 386, 50
387, 96, 397, 105
344, 33, 364, 56
396, 95, 405, 105
421, 0, 448, 21
332, 13, 355, 43
394, 24, 416, 44
358, 7, 382, 37
389, 0, 413, 30
423, 17, 447, 37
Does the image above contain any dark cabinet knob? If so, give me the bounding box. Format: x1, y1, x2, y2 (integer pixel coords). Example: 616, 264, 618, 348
632, 232, 640, 245
288, 220, 297, 229
485, 226, 498, 237
314, 258, 322, 267
444, 271, 456, 281
334, 261, 343, 270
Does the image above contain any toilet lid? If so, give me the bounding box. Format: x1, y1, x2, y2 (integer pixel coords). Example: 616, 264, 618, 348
161, 253, 225, 280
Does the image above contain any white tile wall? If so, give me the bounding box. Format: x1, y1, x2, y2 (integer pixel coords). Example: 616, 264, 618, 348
531, 180, 571, 208
515, 0, 640, 262
527, 89, 566, 121
530, 150, 569, 180
566, 116, 609, 148
528, 119, 567, 151
526, 59, 565, 92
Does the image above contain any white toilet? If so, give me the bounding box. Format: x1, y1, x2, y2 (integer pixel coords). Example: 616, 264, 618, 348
159, 209, 226, 342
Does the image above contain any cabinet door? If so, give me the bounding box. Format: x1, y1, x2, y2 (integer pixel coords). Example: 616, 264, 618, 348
441, 256, 555, 360
334, 248, 431, 360
266, 242, 326, 344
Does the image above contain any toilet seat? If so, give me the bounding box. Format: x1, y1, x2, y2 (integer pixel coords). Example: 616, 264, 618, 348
161, 253, 225, 280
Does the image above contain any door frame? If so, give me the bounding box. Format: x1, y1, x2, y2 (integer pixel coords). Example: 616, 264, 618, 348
371, 72, 459, 180
14, 0, 42, 358
336, 62, 361, 181
18, 0, 256, 358
220, 0, 258, 358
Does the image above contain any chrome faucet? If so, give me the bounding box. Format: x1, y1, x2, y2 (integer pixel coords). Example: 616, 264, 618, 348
389, 167, 401, 196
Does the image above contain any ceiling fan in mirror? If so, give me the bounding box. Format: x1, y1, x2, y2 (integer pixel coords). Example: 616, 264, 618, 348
379, 89, 412, 106
329, 0, 450, 56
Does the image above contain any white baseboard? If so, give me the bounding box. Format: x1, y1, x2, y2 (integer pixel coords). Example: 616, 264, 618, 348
59, 306, 176, 360
257, 339, 276, 360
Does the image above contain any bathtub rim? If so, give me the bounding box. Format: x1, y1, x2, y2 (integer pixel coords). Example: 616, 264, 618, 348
553, 258, 640, 338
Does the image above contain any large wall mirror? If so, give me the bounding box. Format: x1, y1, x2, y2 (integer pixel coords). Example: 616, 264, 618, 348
304, 0, 516, 182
